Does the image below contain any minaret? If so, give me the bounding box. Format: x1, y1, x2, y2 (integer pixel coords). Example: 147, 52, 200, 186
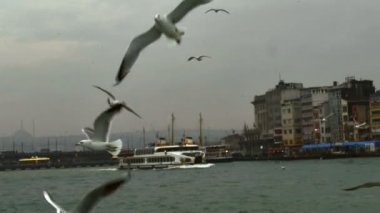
199, 113, 203, 146
171, 113, 175, 145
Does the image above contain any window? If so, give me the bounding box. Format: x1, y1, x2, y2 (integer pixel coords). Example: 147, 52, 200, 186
343, 106, 348, 112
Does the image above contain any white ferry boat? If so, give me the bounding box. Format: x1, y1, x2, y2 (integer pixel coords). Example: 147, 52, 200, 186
204, 145, 233, 163
118, 137, 205, 169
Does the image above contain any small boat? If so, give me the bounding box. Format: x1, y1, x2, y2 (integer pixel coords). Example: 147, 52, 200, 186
118, 137, 206, 170
204, 145, 233, 163
18, 156, 50, 165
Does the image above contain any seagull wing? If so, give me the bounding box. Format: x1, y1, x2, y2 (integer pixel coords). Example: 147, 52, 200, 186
200, 55, 211, 59
122, 103, 142, 119
81, 127, 95, 140
168, 0, 212, 24
72, 175, 129, 213
116, 26, 162, 86
218, 9, 230, 14
204, 8, 216, 13
187, 56, 196, 61
43, 191, 68, 213
92, 103, 124, 142
344, 182, 380, 191
93, 85, 116, 100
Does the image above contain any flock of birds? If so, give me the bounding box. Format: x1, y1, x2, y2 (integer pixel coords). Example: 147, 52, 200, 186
41, 0, 380, 211
42, 0, 231, 212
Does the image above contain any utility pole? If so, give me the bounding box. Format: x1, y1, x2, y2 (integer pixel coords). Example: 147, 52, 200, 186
167, 125, 170, 143
171, 113, 175, 145
32, 120, 35, 152
199, 113, 203, 146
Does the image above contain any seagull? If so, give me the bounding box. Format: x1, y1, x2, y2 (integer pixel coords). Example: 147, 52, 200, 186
93, 85, 142, 119
78, 103, 128, 156
187, 55, 211, 61
205, 8, 230, 14
115, 0, 213, 86
343, 182, 380, 191
43, 172, 131, 213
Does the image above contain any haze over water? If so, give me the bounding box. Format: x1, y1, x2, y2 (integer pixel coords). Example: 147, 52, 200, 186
1, 158, 380, 212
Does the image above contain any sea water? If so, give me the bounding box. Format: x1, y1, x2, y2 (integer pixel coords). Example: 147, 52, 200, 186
1, 158, 380, 213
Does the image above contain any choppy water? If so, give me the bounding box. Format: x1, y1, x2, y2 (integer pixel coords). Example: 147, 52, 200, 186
1, 158, 380, 213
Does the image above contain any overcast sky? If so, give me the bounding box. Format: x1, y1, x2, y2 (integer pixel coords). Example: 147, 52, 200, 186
1, 0, 380, 137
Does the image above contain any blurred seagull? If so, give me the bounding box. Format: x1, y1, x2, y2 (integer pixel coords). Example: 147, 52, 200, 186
187, 55, 211, 61
43, 172, 130, 213
93, 85, 142, 119
343, 182, 380, 191
78, 103, 129, 156
115, 0, 213, 86
205, 8, 230, 14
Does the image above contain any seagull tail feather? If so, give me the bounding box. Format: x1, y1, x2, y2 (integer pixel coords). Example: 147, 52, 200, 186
106, 139, 123, 157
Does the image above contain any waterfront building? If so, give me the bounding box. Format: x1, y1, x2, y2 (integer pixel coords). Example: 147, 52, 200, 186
300, 86, 331, 144
281, 99, 302, 147
327, 87, 348, 142
370, 91, 380, 139
327, 77, 374, 142
252, 80, 303, 143
319, 101, 334, 143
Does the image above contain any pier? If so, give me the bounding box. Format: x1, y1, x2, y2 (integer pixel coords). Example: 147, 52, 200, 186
0, 150, 118, 172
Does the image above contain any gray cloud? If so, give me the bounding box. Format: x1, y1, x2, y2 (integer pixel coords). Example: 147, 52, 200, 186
1, 0, 380, 137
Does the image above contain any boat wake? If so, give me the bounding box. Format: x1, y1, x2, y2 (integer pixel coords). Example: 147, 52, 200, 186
93, 167, 118, 171
167, 163, 215, 170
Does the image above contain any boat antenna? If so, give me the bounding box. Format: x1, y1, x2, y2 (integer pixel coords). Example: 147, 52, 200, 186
143, 126, 146, 148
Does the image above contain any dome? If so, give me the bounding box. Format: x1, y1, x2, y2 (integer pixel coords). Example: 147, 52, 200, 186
13, 128, 33, 142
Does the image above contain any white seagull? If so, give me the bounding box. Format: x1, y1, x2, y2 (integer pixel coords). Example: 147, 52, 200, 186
43, 172, 130, 213
115, 0, 212, 85
78, 103, 128, 157
93, 85, 142, 119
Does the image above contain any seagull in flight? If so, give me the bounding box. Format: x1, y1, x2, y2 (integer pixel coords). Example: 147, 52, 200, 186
115, 0, 213, 86
93, 85, 142, 119
205, 8, 230, 14
78, 103, 130, 156
343, 182, 380, 191
43, 172, 131, 213
187, 55, 211, 61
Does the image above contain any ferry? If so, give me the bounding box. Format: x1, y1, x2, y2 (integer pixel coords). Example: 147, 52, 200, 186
118, 137, 205, 169
204, 145, 233, 163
